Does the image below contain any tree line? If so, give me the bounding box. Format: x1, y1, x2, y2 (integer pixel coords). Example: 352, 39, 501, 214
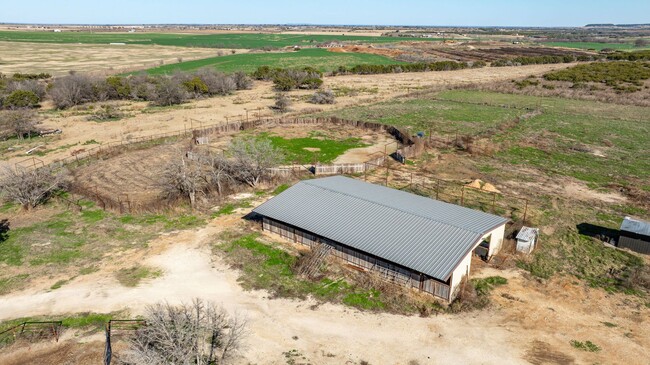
491, 54, 599, 67
251, 66, 323, 91
331, 60, 483, 75
0, 69, 252, 111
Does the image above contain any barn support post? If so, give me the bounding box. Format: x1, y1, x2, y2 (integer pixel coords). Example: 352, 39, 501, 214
523, 199, 528, 224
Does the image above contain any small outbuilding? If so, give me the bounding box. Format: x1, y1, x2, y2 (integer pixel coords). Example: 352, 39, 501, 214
253, 176, 508, 302
619, 217, 650, 255
516, 226, 539, 254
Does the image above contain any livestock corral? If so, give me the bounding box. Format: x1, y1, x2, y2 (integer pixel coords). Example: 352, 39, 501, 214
69, 117, 406, 213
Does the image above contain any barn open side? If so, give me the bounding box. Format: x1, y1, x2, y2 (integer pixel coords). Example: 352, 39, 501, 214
252, 176, 508, 302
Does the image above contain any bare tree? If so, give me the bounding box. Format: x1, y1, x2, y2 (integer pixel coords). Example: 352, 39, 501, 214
635, 38, 649, 48
228, 137, 284, 188
309, 89, 335, 104
196, 68, 237, 95
49, 74, 97, 109
232, 71, 253, 90
150, 78, 187, 106
0, 166, 68, 209
203, 152, 235, 196
159, 154, 207, 208
121, 299, 247, 365
272, 93, 291, 113
0, 109, 40, 140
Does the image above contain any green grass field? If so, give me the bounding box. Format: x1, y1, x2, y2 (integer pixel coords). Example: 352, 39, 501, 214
0, 31, 439, 49
258, 132, 368, 164
142, 48, 404, 74
431, 90, 650, 189
320, 89, 649, 190
317, 96, 526, 135
542, 41, 648, 51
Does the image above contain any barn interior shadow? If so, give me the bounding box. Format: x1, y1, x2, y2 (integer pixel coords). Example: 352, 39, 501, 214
243, 211, 262, 222
0, 219, 9, 243
576, 223, 619, 244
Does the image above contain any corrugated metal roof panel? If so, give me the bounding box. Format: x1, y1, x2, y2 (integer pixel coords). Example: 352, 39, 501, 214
253, 176, 508, 281
621, 217, 650, 237
516, 227, 539, 241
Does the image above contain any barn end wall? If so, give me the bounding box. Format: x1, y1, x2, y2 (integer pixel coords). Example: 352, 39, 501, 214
449, 251, 473, 301
484, 224, 506, 257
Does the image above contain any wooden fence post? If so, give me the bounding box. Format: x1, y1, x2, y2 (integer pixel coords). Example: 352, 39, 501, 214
461, 186, 465, 206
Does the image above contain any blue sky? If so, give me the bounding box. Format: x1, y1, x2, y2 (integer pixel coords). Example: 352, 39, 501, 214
2, 0, 649, 27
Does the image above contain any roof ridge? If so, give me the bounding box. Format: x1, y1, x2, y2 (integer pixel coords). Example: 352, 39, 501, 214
301, 179, 484, 235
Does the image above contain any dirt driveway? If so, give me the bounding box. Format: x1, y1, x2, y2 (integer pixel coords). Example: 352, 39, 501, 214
0, 209, 647, 365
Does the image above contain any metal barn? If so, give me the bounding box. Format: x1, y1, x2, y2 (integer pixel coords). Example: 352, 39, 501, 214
253, 176, 508, 302
619, 217, 650, 255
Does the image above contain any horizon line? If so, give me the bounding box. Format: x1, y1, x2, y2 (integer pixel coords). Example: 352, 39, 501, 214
1, 22, 632, 29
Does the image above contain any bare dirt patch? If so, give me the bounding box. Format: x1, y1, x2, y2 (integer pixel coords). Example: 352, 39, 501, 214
333, 134, 397, 164
525, 340, 575, 365
0, 339, 109, 365
504, 177, 627, 205
328, 45, 404, 58
71, 142, 184, 207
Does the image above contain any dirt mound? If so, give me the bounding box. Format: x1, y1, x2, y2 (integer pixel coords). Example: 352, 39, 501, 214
465, 179, 501, 193
328, 46, 404, 58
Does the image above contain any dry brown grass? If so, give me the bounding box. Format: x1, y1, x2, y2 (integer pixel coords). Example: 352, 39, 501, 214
0, 41, 242, 76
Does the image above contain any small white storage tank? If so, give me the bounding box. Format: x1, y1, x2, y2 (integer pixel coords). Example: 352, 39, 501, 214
516, 226, 539, 254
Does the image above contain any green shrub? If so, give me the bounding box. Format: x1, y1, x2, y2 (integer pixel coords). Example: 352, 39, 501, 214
543, 62, 650, 89
273, 76, 296, 91
472, 276, 508, 295
492, 55, 586, 67
342, 61, 469, 75
11, 72, 51, 81
570, 340, 601, 352
182, 76, 209, 94
4, 90, 40, 108
607, 50, 650, 61
105, 76, 131, 98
